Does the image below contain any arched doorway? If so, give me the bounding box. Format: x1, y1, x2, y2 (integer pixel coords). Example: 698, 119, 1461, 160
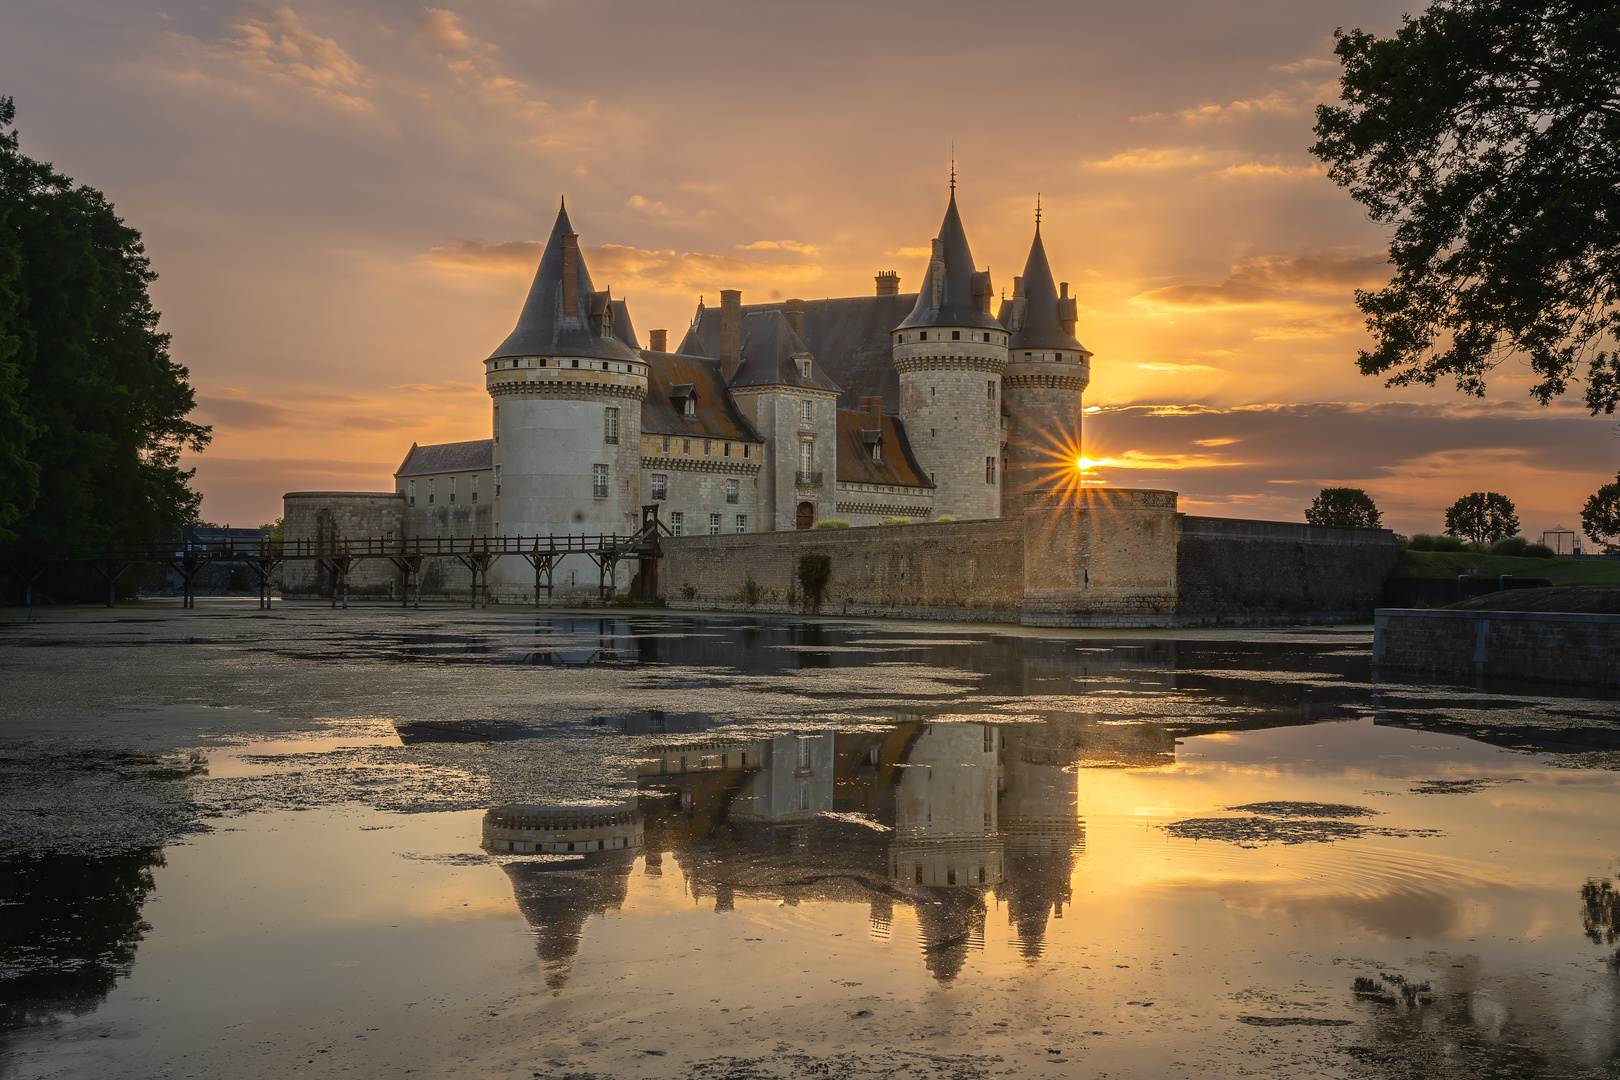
795, 501, 815, 530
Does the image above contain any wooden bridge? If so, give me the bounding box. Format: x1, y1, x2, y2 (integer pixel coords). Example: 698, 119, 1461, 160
2, 507, 667, 610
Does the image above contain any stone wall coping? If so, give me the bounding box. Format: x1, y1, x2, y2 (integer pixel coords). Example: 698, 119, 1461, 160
1375, 608, 1620, 625
1182, 514, 1396, 543
283, 491, 402, 499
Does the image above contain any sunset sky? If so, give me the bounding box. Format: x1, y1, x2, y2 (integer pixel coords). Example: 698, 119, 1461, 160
5, 0, 1615, 538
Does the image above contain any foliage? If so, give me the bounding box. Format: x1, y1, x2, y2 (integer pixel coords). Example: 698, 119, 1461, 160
1444, 492, 1520, 544
1582, 472, 1620, 548
1489, 535, 1528, 556
878, 517, 912, 526
1392, 547, 1620, 584
1523, 542, 1555, 558
739, 575, 762, 606
1311, 1, 1620, 412
679, 582, 696, 601
1304, 487, 1383, 528
934, 515, 956, 522
811, 519, 849, 529
796, 552, 831, 612
1409, 533, 1467, 552
0, 96, 210, 551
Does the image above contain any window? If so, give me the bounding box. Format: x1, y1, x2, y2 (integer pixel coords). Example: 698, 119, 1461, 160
919, 331, 927, 341
428, 478, 435, 504
947, 869, 957, 886
987, 380, 996, 399
708, 513, 721, 535
798, 787, 809, 811
494, 465, 501, 498
725, 479, 738, 504
571, 358, 579, 368
684, 397, 696, 419
986, 456, 996, 484
735, 514, 747, 533
743, 444, 751, 459
682, 439, 691, 454
662, 436, 670, 453
703, 440, 712, 456
930, 386, 936, 397
868, 744, 881, 765
872, 442, 882, 464
798, 738, 812, 770
604, 407, 620, 444
800, 440, 813, 473
492, 406, 499, 443
983, 811, 993, 830
670, 511, 683, 536
449, 476, 457, 503
952, 330, 961, 340
724, 442, 731, 458
592, 464, 609, 498
407, 479, 416, 507
800, 399, 813, 425
984, 726, 995, 752
651, 473, 667, 501
471, 475, 479, 502
983, 332, 990, 342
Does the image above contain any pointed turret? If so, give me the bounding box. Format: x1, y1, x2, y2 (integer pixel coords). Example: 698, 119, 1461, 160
1000, 222, 1087, 354
896, 192, 1001, 332
488, 203, 639, 364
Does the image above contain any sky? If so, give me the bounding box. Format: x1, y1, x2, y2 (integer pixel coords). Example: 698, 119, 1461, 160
4, 0, 1615, 538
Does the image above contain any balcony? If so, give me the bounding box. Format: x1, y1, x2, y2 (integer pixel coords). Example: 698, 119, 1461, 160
795, 470, 823, 486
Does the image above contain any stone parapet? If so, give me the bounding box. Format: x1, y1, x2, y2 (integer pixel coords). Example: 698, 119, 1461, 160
1373, 608, 1620, 688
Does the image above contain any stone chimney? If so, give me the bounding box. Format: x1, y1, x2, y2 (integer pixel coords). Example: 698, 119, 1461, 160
561, 234, 579, 317
860, 396, 883, 429
1013, 275, 1026, 299
1058, 282, 1078, 338
874, 270, 900, 296
649, 328, 667, 353
719, 289, 742, 381
784, 299, 805, 339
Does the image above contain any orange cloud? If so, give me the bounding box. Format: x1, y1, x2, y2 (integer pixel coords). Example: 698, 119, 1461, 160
226, 8, 373, 112
1135, 252, 1388, 309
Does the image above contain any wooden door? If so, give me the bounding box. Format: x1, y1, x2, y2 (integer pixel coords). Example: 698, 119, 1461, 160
795, 502, 815, 530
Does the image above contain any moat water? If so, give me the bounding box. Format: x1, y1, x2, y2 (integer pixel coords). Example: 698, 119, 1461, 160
5, 604, 1620, 1079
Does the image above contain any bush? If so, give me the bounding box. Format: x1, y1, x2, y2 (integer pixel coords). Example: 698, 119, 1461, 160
934, 515, 956, 522
1523, 542, 1555, 558
679, 583, 696, 600
878, 517, 911, 526
811, 519, 849, 529
797, 553, 831, 611
1407, 533, 1435, 551
1411, 534, 1466, 552
1489, 536, 1528, 556
739, 575, 762, 606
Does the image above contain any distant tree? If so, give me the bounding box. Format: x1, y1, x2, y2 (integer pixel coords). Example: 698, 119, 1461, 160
1311, 0, 1620, 413
1445, 492, 1519, 544
1305, 487, 1383, 528
1581, 473, 1620, 550
0, 95, 209, 550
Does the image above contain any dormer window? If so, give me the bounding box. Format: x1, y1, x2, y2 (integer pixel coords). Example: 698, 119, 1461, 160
684, 398, 696, 419
873, 442, 883, 464
798, 359, 811, 380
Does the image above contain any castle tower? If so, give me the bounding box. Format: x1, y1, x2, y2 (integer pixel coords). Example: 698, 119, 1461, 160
892, 187, 1008, 520
484, 201, 648, 594
996, 207, 1091, 517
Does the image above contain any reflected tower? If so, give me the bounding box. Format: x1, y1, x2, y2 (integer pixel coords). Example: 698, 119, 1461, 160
996, 726, 1084, 958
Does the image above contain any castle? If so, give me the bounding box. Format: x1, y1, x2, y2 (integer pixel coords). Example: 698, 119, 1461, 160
354, 185, 1088, 597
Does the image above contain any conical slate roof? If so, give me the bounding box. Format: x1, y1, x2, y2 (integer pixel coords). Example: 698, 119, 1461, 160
487, 204, 640, 363
896, 192, 1003, 332
1004, 226, 1084, 352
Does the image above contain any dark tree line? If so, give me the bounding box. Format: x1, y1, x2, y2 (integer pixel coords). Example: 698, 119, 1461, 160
0, 96, 209, 550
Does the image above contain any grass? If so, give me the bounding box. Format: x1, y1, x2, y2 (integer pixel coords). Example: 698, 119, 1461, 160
1390, 549, 1620, 585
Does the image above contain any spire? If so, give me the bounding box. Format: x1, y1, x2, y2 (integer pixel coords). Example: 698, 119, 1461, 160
1000, 214, 1085, 352
487, 202, 639, 363
895, 188, 1001, 331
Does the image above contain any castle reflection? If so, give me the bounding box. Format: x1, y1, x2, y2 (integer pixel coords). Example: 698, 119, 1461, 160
481, 716, 1162, 989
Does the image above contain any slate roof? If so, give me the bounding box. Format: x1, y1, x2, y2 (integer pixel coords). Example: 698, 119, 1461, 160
895, 192, 1003, 333
997, 226, 1087, 353
676, 309, 842, 394
609, 298, 640, 350
640, 351, 764, 443
487, 204, 640, 364
834, 410, 932, 489
396, 439, 494, 477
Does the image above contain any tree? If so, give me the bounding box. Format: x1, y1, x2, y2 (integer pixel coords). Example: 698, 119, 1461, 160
1311, 1, 1620, 413
1444, 491, 1519, 544
1581, 472, 1620, 549
0, 95, 210, 551
1305, 487, 1384, 528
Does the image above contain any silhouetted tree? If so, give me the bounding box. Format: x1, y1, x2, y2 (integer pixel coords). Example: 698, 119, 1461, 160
1581, 472, 1620, 551
1305, 486, 1383, 528
0, 95, 209, 552
1445, 491, 1519, 544
1311, 1, 1620, 412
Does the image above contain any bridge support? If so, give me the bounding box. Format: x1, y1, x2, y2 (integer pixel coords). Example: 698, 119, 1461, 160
93, 560, 133, 608
389, 555, 423, 609
455, 550, 500, 608
317, 555, 355, 609
520, 548, 559, 608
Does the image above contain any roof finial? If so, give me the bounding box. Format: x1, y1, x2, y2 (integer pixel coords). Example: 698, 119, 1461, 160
1035, 192, 1041, 228
950, 142, 956, 193
560, 194, 566, 210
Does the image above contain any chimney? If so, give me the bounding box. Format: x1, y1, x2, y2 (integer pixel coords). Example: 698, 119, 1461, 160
860, 396, 882, 429
1057, 282, 1078, 338
1013, 275, 1026, 299
1060, 282, 1069, 299
784, 299, 805, 339
874, 270, 900, 296
649, 328, 667, 353
561, 234, 579, 317
719, 289, 742, 381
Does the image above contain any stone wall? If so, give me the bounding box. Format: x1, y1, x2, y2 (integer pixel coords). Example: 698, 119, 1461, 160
1022, 489, 1179, 627
1373, 608, 1620, 688
281, 492, 405, 597
659, 517, 1027, 621
1177, 516, 1398, 624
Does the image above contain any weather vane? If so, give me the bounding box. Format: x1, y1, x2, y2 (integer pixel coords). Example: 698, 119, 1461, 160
1035, 193, 1041, 227
950, 142, 956, 193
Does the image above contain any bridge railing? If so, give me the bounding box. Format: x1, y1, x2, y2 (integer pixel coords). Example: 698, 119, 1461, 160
3, 532, 661, 564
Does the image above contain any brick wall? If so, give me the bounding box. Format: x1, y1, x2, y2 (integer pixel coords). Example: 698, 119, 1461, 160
1177, 516, 1398, 624
658, 517, 1026, 621
1374, 609, 1620, 688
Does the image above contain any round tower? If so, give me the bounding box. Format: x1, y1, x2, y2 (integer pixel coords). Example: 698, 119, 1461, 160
997, 207, 1091, 518
484, 201, 647, 597
891, 188, 1008, 521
